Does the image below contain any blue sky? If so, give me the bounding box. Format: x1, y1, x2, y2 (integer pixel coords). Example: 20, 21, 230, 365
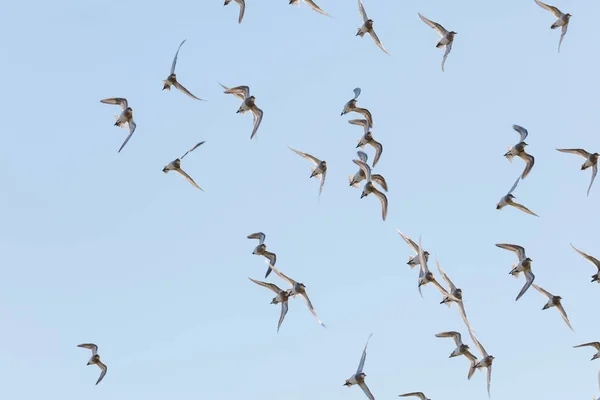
1, 0, 599, 398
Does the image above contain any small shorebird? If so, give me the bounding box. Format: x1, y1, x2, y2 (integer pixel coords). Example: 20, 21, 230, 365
220, 83, 264, 139
495, 243, 535, 301
573, 342, 600, 361
396, 229, 429, 269
418, 13, 457, 71
344, 334, 376, 400
353, 159, 388, 221
350, 119, 383, 167
162, 40, 204, 100
100, 97, 137, 153
532, 284, 574, 331
504, 125, 535, 179
349, 151, 388, 191
496, 176, 539, 217
289, 147, 327, 196
77, 343, 108, 385
534, 0, 571, 52
556, 148, 598, 196
162, 141, 205, 190
467, 332, 494, 397
247, 232, 277, 278
570, 243, 600, 283
341, 88, 373, 128
249, 277, 291, 332
356, 0, 389, 55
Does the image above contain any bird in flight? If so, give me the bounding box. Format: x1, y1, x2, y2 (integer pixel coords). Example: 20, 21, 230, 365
220, 84, 264, 139
162, 40, 205, 101
249, 277, 291, 332
162, 141, 205, 190
532, 284, 574, 331
495, 243, 535, 301
504, 125, 535, 179
534, 0, 571, 52
100, 97, 137, 153
247, 232, 277, 278
556, 148, 598, 196
77, 343, 108, 385
344, 334, 376, 400
496, 176, 539, 217
418, 13, 457, 71
289, 147, 328, 196
356, 0, 389, 55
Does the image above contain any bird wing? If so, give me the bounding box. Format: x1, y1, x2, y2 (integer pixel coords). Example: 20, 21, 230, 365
516, 270, 535, 301
247, 232, 266, 245
224, 85, 251, 100
180, 141, 205, 160
469, 330, 489, 358
349, 119, 370, 134
353, 87, 362, 100
173, 81, 204, 101
532, 284, 552, 299
357, 333, 373, 373
357, 150, 369, 163
234, 0, 245, 23
441, 41, 452, 72
219, 83, 245, 100
418, 13, 448, 36
289, 147, 321, 166
486, 364, 493, 397
304, 0, 329, 16
77, 343, 98, 356
373, 188, 388, 221
118, 121, 136, 153
588, 164, 597, 197
558, 23, 568, 53
534, 0, 563, 18
368, 30, 390, 55
277, 300, 289, 332
353, 159, 372, 182
371, 174, 388, 191
512, 124, 529, 141
399, 393, 427, 400
300, 292, 326, 327
358, 0, 368, 23
263, 251, 277, 278
556, 148, 591, 159
358, 382, 375, 400
95, 361, 108, 385
370, 138, 383, 167
101, 97, 128, 111
435, 331, 462, 347
250, 106, 263, 139
396, 230, 420, 254
436, 260, 457, 293
268, 264, 298, 288
556, 302, 574, 331
175, 168, 202, 190
495, 243, 526, 262
511, 202, 539, 217
457, 301, 474, 337
318, 169, 327, 196
249, 277, 283, 295
507, 176, 521, 195
417, 236, 429, 275
519, 152, 535, 179
570, 244, 600, 271
170, 39, 186, 75
574, 342, 600, 350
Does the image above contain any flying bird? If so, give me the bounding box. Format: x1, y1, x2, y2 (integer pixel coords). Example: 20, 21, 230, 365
435, 331, 473, 359
162, 141, 205, 190
573, 342, 600, 361
350, 120, 383, 167
162, 40, 204, 100
344, 334, 376, 400
534, 0, 571, 52
504, 125, 535, 179
356, 0, 389, 55
249, 277, 291, 332
269, 264, 326, 327
100, 97, 137, 153
467, 332, 494, 397
77, 343, 108, 385
495, 243, 535, 301
289, 0, 330, 17
436, 261, 474, 334
414, 237, 450, 298
349, 151, 388, 191
224, 0, 245, 23
532, 284, 574, 331
353, 159, 388, 221
341, 88, 373, 128
418, 13, 457, 71
570, 243, 600, 283
247, 232, 277, 278
496, 176, 539, 217
556, 148, 598, 196
289, 147, 327, 196
399, 392, 431, 400
220, 84, 264, 139
396, 229, 429, 269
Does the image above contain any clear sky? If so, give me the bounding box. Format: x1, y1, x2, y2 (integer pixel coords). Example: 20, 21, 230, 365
1, 0, 599, 398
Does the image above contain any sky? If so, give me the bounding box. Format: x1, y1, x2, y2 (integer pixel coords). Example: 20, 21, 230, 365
1, 0, 599, 398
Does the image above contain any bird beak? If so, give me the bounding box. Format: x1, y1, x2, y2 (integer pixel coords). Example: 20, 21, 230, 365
340, 111, 345, 116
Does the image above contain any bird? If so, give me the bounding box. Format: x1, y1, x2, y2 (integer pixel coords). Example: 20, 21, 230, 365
356, 0, 389, 55
162, 40, 204, 100
77, 343, 107, 385
353, 159, 388, 221
288, 0, 330, 17
289, 147, 327, 196
496, 176, 539, 217
436, 261, 474, 333
344, 334, 376, 400
534, 0, 571, 52
435, 331, 473, 359
414, 237, 450, 298
247, 232, 277, 278
224, 0, 245, 23
396, 229, 429, 269
504, 125, 535, 179
341, 88, 373, 128
162, 141, 205, 190
268, 264, 326, 327
532, 284, 574, 331
349, 151, 388, 191
570, 243, 600, 283
220, 84, 264, 139
467, 332, 494, 397
350, 120, 383, 167
418, 13, 457, 72
249, 277, 291, 332
556, 148, 598, 196
573, 342, 600, 361
399, 392, 431, 400
100, 97, 137, 153
495, 243, 535, 301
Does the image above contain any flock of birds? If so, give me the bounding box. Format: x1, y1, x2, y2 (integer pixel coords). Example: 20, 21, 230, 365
70, 0, 600, 398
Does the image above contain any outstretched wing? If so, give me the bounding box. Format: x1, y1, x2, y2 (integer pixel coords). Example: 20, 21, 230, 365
175, 168, 202, 190
77, 343, 98, 355
495, 243, 526, 262
371, 174, 388, 191
588, 165, 597, 197
96, 361, 108, 385
368, 30, 390, 55
520, 152, 535, 179
515, 270, 535, 301
249, 277, 283, 295
250, 107, 263, 139
513, 124, 529, 141
304, 0, 330, 16
247, 232, 266, 245
532, 284, 553, 299
173, 81, 205, 101
289, 147, 321, 166
180, 141, 205, 160
507, 176, 521, 195
441, 41, 452, 72
170, 39, 186, 75
570, 244, 600, 271
358, 0, 368, 23
224, 85, 251, 100
118, 121, 136, 153
556, 148, 591, 159
512, 202, 539, 217
277, 301, 288, 332
357, 333, 373, 373
234, 0, 245, 23
534, 0, 563, 18
349, 119, 370, 134
100, 97, 128, 111
353, 159, 372, 182
435, 331, 462, 347
556, 302, 574, 331
418, 13, 448, 36
300, 292, 326, 327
